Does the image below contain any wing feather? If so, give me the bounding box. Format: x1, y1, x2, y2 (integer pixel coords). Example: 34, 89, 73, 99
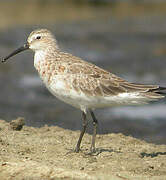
52, 53, 165, 98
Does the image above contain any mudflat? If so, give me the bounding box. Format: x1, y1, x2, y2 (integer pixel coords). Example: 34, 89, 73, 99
0, 118, 166, 180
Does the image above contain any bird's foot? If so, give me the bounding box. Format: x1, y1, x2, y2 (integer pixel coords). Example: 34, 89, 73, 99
74, 147, 80, 153
65, 146, 81, 155
86, 147, 101, 156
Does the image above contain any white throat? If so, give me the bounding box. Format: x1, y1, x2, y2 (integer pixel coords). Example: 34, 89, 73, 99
34, 50, 47, 67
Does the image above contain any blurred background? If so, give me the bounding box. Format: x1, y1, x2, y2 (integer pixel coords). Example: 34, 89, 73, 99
0, 0, 166, 144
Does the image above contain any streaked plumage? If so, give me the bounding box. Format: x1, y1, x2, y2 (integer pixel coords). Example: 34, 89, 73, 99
2, 29, 166, 153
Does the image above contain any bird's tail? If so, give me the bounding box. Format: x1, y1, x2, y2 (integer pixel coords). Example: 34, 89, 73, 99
146, 86, 166, 98
128, 84, 166, 100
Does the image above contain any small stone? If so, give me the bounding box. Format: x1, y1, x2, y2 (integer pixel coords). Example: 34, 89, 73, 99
9, 117, 25, 131
80, 167, 84, 170
2, 162, 7, 166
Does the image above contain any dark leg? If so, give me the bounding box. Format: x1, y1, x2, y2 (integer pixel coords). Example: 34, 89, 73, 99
75, 111, 87, 152
89, 110, 98, 153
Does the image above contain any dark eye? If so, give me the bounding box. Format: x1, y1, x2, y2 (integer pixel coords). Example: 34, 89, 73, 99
36, 36, 41, 40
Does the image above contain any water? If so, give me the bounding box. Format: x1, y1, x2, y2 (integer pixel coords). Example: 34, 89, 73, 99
0, 1, 166, 144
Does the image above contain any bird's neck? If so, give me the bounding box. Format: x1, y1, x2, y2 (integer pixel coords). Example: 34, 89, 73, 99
34, 46, 58, 63
34, 50, 47, 68
33, 47, 60, 73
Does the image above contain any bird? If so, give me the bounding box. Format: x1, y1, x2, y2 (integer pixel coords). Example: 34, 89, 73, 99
2, 29, 166, 153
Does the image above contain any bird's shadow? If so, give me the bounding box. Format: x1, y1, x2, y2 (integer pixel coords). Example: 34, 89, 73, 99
65, 147, 120, 156
84, 148, 121, 156
140, 151, 166, 158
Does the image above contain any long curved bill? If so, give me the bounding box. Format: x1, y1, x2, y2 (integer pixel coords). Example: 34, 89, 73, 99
1, 42, 29, 63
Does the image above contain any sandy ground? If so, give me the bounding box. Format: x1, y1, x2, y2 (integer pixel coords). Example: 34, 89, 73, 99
0, 118, 166, 180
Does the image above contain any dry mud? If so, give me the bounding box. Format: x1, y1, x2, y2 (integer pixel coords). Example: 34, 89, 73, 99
0, 118, 166, 180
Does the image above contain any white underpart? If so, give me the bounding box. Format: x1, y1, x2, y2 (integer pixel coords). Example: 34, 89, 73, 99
34, 50, 47, 66
33, 50, 152, 112
48, 79, 148, 112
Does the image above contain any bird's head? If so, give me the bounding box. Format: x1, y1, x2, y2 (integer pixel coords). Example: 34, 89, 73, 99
2, 28, 58, 63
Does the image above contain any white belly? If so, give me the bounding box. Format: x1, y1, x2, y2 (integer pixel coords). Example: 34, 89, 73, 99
44, 78, 149, 112
46, 78, 91, 111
